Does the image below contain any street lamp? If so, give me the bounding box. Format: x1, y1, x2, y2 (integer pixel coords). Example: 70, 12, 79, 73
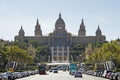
0, 53, 1, 58
79, 55, 82, 69
110, 55, 116, 71
0, 53, 2, 70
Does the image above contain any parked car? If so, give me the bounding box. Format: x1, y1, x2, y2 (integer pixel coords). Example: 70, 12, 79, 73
0, 74, 2, 80
74, 71, 82, 78
49, 67, 57, 72
113, 73, 119, 80
99, 71, 104, 77
63, 68, 67, 72
96, 71, 104, 77
110, 73, 115, 80
21, 72, 26, 77
2, 72, 14, 80
49, 69, 53, 72
93, 70, 101, 76
1, 73, 8, 80
102, 70, 112, 78
112, 72, 120, 80
0, 74, 7, 80
106, 72, 112, 79
12, 72, 22, 79
117, 72, 120, 80
53, 69, 58, 73
117, 74, 120, 80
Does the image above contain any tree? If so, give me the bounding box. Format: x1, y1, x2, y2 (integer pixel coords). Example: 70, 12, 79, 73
5, 45, 33, 70
70, 44, 85, 62
36, 45, 51, 63
0, 46, 7, 70
85, 44, 93, 60
90, 41, 120, 68
29, 40, 42, 48
13, 41, 28, 49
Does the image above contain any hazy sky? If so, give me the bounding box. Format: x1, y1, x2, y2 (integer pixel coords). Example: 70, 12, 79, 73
0, 0, 120, 41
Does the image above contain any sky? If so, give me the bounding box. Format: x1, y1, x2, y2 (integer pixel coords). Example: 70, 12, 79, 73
0, 0, 120, 41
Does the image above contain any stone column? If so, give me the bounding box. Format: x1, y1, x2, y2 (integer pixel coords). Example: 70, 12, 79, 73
67, 47, 69, 63
62, 46, 64, 62
57, 46, 59, 62
51, 47, 54, 63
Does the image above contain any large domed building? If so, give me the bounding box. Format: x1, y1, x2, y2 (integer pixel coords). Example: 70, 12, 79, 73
15, 13, 106, 63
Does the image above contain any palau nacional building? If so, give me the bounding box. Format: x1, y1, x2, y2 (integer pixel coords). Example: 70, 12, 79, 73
14, 13, 106, 63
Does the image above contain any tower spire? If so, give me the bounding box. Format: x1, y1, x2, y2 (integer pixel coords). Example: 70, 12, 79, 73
21, 25, 23, 29
78, 18, 86, 36
36, 18, 39, 25
98, 25, 100, 29
59, 12, 61, 18
82, 18, 84, 22
81, 18, 84, 25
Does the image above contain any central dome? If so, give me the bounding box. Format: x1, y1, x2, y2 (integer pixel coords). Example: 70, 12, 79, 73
55, 13, 65, 28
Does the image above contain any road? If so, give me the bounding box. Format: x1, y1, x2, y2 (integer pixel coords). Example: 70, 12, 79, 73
17, 71, 109, 80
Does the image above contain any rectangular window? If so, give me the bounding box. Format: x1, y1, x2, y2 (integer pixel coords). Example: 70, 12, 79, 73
64, 57, 67, 61
54, 52, 57, 56
54, 47, 57, 51
64, 52, 67, 56
54, 57, 57, 61
59, 53, 62, 56
64, 47, 67, 51
59, 47, 62, 51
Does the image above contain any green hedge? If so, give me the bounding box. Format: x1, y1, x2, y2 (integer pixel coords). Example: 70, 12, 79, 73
116, 68, 120, 72
0, 69, 7, 72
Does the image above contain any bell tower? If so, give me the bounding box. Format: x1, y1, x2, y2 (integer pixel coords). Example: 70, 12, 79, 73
34, 19, 42, 37
78, 19, 86, 36
18, 26, 25, 41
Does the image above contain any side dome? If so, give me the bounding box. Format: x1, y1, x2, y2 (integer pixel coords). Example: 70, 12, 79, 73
96, 25, 102, 36
55, 13, 65, 28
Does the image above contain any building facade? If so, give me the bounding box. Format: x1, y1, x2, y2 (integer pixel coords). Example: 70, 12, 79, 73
15, 13, 106, 63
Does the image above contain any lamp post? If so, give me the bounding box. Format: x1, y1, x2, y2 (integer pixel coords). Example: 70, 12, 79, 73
110, 55, 115, 71
0, 53, 1, 58
0, 53, 2, 70
79, 55, 82, 69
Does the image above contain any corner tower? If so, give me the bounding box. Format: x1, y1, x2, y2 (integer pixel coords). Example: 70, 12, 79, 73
78, 19, 86, 36
34, 19, 42, 37
95, 25, 106, 42
18, 26, 25, 41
